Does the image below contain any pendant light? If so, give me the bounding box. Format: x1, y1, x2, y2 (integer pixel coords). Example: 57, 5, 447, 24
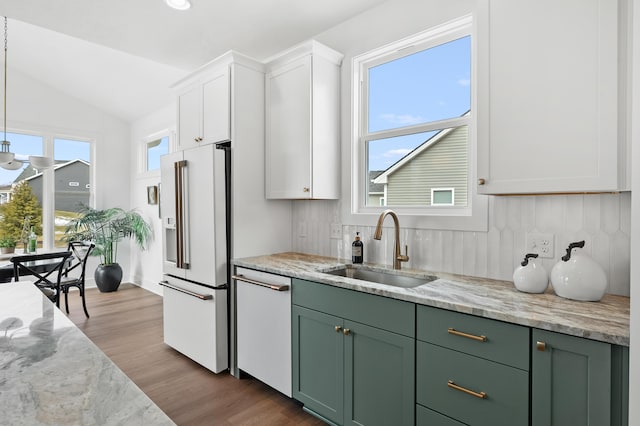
0, 17, 15, 166
0, 17, 54, 171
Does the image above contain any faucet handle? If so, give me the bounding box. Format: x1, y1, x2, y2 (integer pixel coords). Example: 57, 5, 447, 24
397, 245, 409, 263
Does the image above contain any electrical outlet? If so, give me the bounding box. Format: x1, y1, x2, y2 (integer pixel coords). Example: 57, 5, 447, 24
526, 233, 554, 259
330, 223, 342, 240
298, 221, 307, 238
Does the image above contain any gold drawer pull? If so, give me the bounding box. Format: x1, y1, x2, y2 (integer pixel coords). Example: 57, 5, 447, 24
448, 327, 487, 342
335, 326, 342, 333
343, 328, 351, 336
536, 341, 546, 351
447, 380, 487, 399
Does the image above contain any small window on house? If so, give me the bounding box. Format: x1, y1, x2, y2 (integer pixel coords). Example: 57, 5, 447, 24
147, 136, 169, 172
431, 188, 454, 206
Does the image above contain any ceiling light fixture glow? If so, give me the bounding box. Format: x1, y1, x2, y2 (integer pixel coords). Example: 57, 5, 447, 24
165, 0, 191, 11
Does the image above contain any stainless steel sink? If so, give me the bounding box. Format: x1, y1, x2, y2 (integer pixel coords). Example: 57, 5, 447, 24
323, 265, 436, 288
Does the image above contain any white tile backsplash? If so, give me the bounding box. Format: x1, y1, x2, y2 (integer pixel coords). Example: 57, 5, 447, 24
291, 193, 631, 296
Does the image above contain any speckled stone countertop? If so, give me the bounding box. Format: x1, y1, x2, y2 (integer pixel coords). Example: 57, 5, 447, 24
0, 282, 175, 426
233, 252, 630, 346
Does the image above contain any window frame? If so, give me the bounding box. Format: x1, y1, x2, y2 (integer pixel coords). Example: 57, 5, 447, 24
431, 188, 455, 206
1, 126, 95, 250
347, 14, 488, 232
140, 129, 172, 175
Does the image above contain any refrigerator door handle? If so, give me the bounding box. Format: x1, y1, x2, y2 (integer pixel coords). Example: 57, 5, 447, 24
174, 160, 189, 269
159, 280, 213, 300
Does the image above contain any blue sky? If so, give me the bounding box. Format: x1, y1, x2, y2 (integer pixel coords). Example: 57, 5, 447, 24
367, 36, 470, 171
147, 136, 169, 171
0, 132, 91, 186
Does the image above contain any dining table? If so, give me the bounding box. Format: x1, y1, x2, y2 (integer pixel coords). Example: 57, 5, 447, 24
0, 250, 71, 283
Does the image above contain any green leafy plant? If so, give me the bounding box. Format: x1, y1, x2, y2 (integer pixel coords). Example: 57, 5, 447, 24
0, 237, 17, 248
63, 205, 151, 265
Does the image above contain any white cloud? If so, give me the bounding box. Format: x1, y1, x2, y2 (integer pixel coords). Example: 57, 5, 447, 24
458, 78, 470, 86
379, 113, 424, 125
383, 148, 412, 158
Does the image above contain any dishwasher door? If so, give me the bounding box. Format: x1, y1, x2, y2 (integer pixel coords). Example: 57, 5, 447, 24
234, 267, 292, 397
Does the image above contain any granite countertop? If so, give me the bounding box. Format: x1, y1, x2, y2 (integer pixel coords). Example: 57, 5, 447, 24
0, 282, 175, 426
233, 252, 630, 346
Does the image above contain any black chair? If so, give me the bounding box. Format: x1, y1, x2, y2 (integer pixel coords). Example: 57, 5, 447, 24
60, 242, 95, 318
10, 251, 73, 307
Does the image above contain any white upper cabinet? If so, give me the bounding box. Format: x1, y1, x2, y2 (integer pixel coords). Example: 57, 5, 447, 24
477, 0, 628, 194
175, 63, 230, 150
265, 40, 343, 199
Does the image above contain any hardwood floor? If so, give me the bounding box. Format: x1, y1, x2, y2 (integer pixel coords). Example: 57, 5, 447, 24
65, 284, 325, 426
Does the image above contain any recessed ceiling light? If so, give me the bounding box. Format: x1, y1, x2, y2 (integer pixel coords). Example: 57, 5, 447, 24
165, 0, 191, 11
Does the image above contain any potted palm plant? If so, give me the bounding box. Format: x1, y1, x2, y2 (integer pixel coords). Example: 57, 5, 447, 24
63, 205, 151, 292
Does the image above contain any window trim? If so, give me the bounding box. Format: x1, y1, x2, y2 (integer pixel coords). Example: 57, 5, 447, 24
346, 14, 488, 232
1, 126, 95, 249
140, 129, 173, 175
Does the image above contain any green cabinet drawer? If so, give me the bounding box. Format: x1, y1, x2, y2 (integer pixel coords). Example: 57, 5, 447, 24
416, 404, 465, 426
417, 305, 529, 370
417, 341, 529, 426
293, 278, 414, 337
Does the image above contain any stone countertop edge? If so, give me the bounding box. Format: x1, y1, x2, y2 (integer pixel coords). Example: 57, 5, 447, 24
0, 282, 176, 425
232, 252, 630, 347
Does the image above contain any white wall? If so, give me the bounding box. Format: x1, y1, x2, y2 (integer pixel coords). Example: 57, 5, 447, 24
5, 68, 132, 286
128, 104, 175, 295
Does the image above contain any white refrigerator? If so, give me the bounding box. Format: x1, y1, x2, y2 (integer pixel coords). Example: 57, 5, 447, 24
159, 142, 229, 373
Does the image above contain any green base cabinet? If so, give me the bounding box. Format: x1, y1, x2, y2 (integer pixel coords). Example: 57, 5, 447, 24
293, 305, 344, 423
532, 329, 629, 426
344, 320, 414, 426
292, 279, 415, 426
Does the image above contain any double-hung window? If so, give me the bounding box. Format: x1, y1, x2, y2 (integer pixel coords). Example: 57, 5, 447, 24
351, 15, 486, 231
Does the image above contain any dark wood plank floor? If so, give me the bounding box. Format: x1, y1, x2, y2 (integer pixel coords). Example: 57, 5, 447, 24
65, 284, 325, 426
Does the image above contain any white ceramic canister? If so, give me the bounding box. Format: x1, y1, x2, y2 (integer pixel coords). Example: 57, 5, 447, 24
550, 240, 607, 302
513, 253, 548, 293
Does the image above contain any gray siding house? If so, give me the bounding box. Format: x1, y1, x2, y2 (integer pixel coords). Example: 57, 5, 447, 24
373, 124, 468, 207
24, 160, 90, 212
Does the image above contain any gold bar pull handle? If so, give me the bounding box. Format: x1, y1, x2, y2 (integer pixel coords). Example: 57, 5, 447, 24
448, 327, 487, 342
447, 380, 487, 399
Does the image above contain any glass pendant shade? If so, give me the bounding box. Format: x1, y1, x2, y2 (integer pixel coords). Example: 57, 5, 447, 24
0, 150, 14, 163
0, 159, 22, 170
29, 155, 54, 169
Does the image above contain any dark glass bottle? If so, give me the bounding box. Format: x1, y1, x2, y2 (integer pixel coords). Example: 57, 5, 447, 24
352, 232, 363, 264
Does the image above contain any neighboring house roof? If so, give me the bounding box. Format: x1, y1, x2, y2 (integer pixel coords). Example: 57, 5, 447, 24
22, 159, 90, 183
369, 171, 385, 194
373, 111, 470, 185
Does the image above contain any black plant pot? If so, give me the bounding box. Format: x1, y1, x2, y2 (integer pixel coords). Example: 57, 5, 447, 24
95, 263, 123, 293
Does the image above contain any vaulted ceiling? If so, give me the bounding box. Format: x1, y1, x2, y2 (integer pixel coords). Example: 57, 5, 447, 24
0, 0, 387, 121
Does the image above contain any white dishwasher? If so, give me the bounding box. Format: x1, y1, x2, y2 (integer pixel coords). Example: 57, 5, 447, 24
234, 267, 292, 397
